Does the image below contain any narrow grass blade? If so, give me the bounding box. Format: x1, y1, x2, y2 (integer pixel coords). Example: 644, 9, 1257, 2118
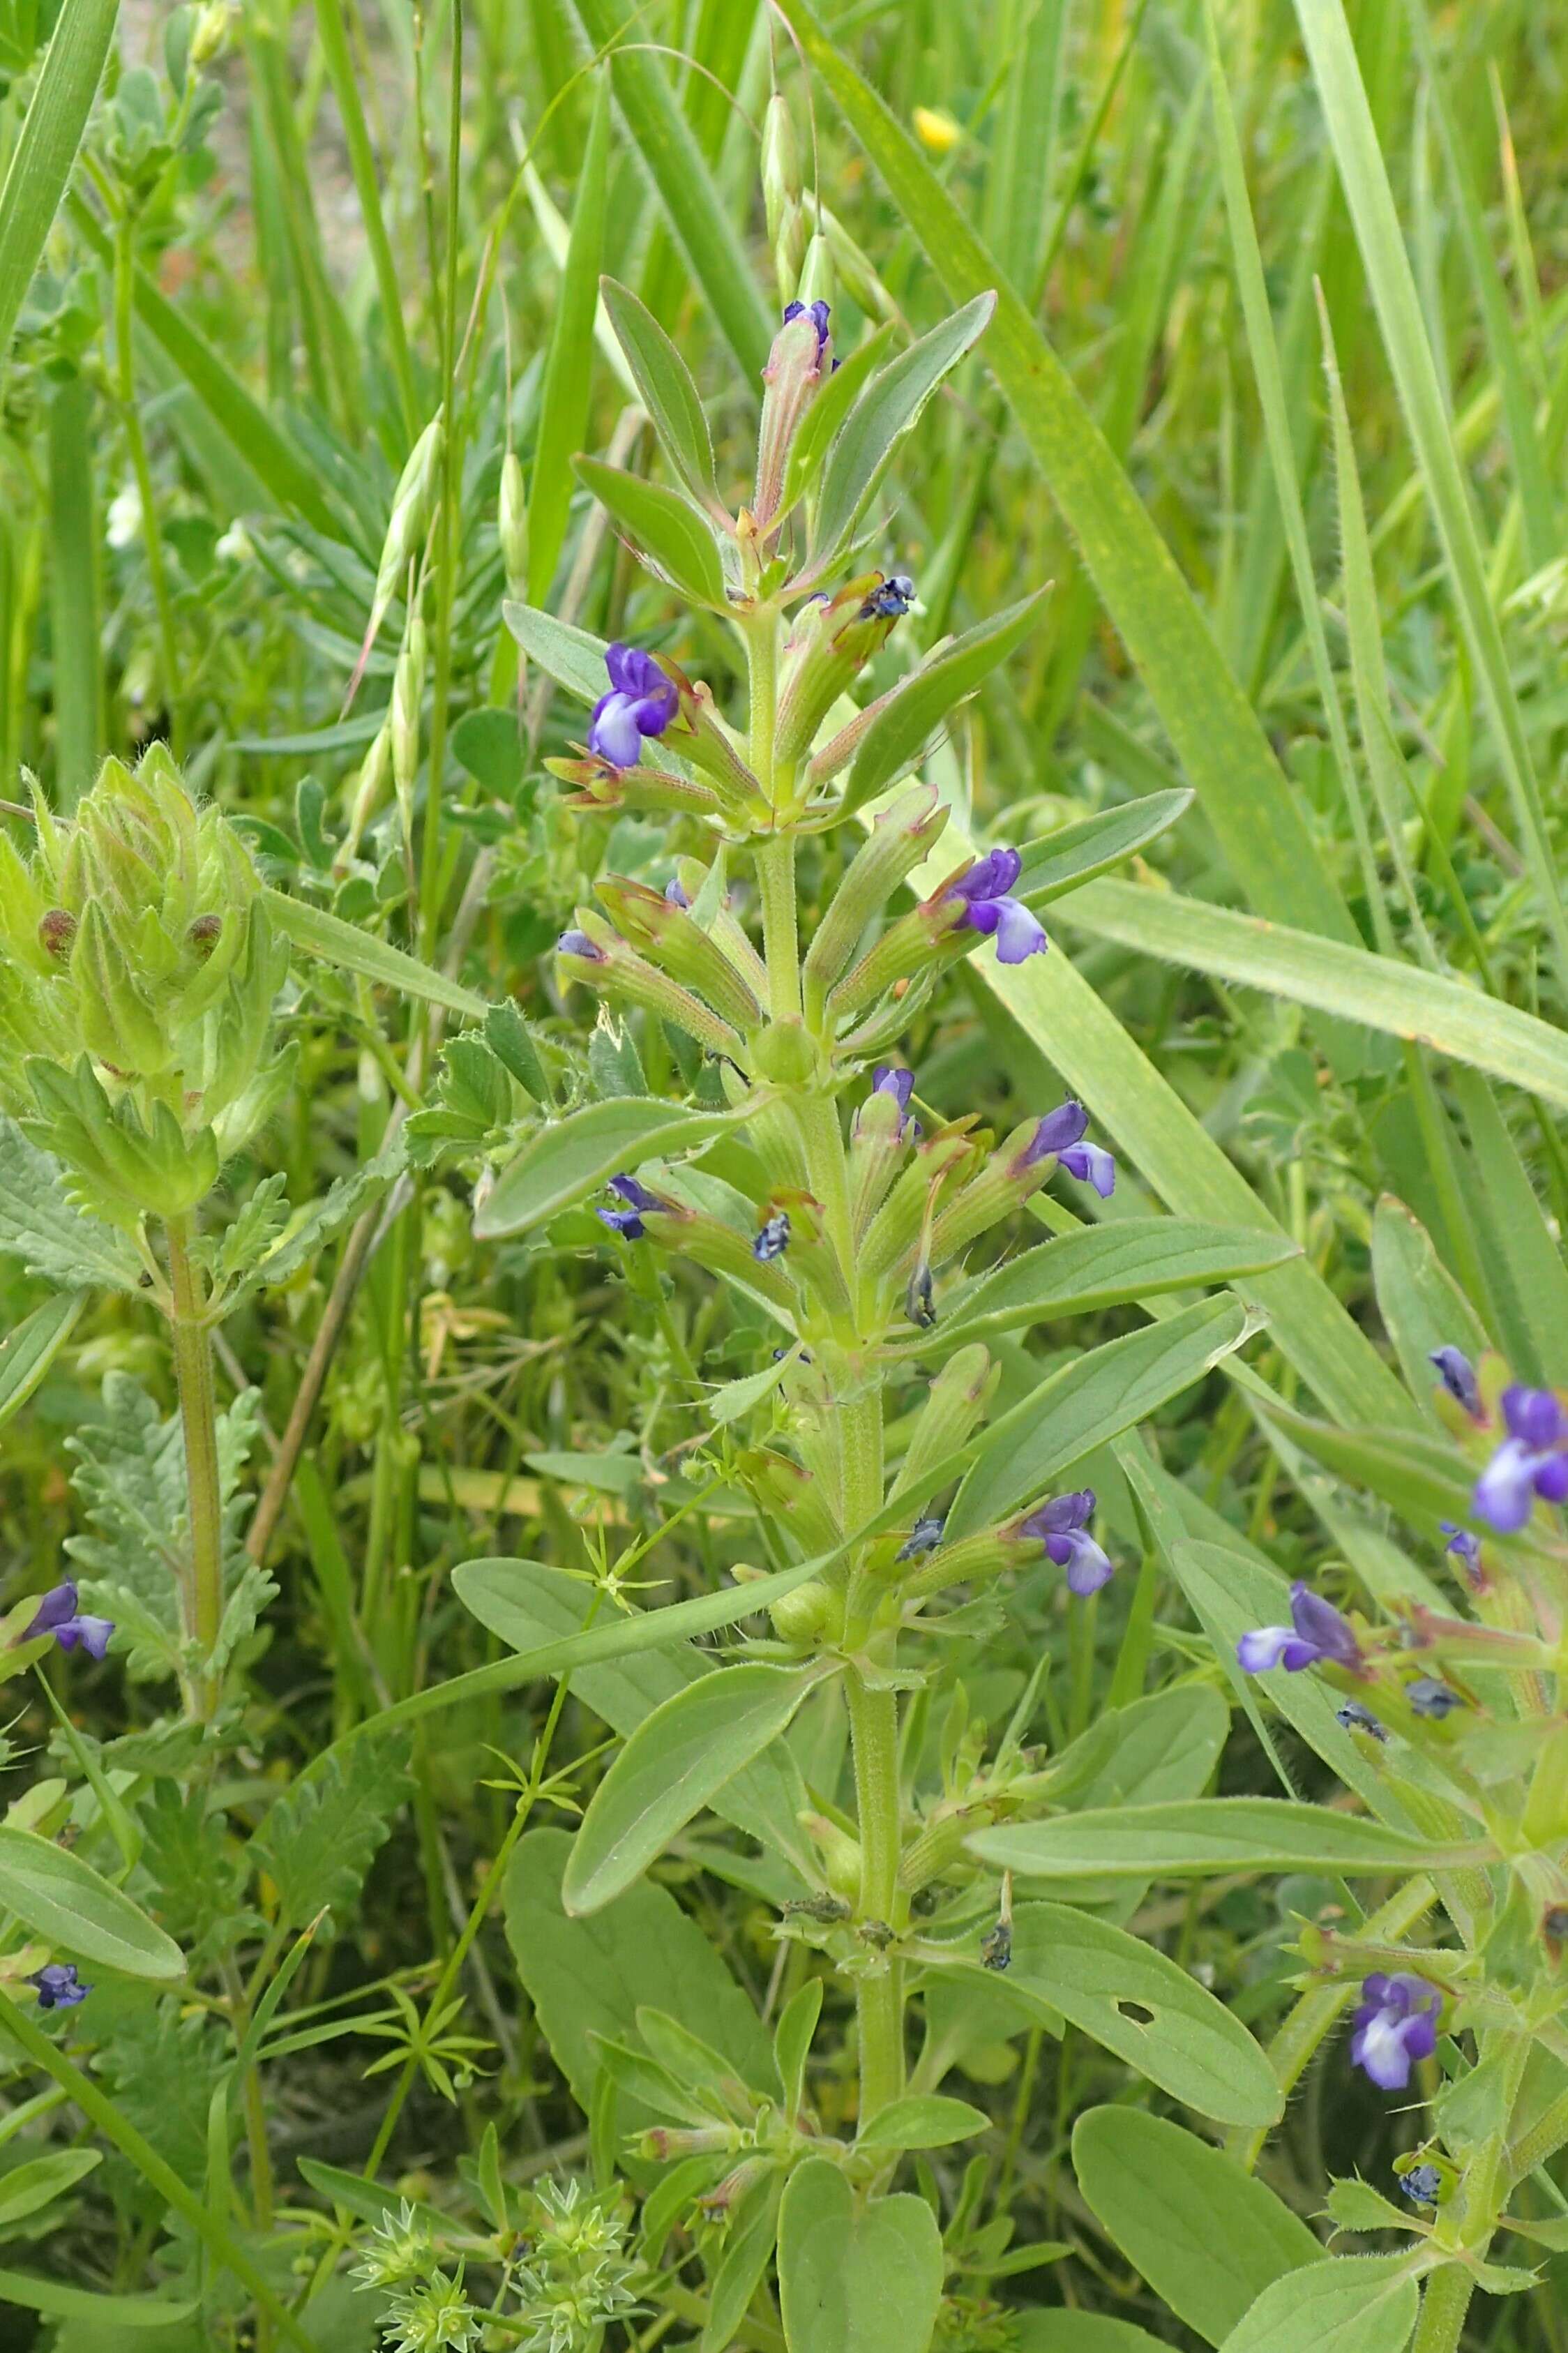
528, 75, 612, 606
569, 0, 774, 378
1062, 878, 1568, 1112
1293, 0, 1568, 991
0, 0, 119, 356
45, 375, 100, 809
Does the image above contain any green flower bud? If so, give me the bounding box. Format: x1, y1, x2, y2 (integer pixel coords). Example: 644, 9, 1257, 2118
499, 450, 529, 601
803, 782, 949, 1020
556, 912, 746, 1064
755, 310, 831, 533
594, 877, 762, 1034
392, 615, 427, 839
0, 746, 284, 1221
890, 1345, 998, 1507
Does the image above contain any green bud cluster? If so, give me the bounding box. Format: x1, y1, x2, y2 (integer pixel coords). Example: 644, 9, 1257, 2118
0, 746, 288, 1224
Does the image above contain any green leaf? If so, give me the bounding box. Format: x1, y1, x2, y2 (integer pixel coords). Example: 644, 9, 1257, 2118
450, 708, 525, 799
0, 1828, 183, 1978
567, 0, 774, 379
930, 1223, 1295, 1355
1014, 792, 1193, 906
0, 1289, 84, 1429
453, 1557, 816, 1883
948, 1295, 1249, 1537
600, 278, 716, 500
250, 1729, 412, 1932
935, 1904, 1280, 2128
563, 1664, 823, 1914
769, 0, 1359, 957
1016, 2319, 1171, 2353
476, 1097, 745, 1240
0, 1120, 143, 1293
0, 0, 119, 357
840, 592, 1048, 813
504, 1828, 774, 2128
972, 1799, 1488, 1879
528, 74, 611, 605
502, 601, 610, 705
0, 2145, 100, 2228
776, 2157, 943, 2353
1073, 2107, 1324, 2347
262, 888, 488, 1021
1062, 880, 1568, 1113
1252, 1403, 1506, 1550
0, 2266, 194, 2328
855, 2093, 990, 2153
774, 1978, 822, 2120
813, 294, 996, 564
575, 455, 728, 607
1222, 2258, 1419, 2353
1369, 1198, 1490, 1418
228, 1138, 407, 1306
704, 2173, 784, 2353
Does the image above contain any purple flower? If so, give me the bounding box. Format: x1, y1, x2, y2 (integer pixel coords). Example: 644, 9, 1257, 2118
859, 573, 915, 621
1019, 1102, 1115, 1196
1407, 1676, 1464, 1720
1350, 1973, 1441, 2091
557, 929, 606, 963
1336, 1699, 1387, 1742
1440, 1521, 1482, 1584
1401, 2163, 1442, 2207
1237, 1582, 1361, 1674
783, 298, 831, 356
17, 1581, 113, 1660
1429, 1347, 1482, 1419
29, 1962, 88, 2010
905, 1263, 936, 1328
586, 644, 679, 770
753, 1212, 791, 1263
867, 1065, 918, 1139
1472, 1385, 1568, 1533
596, 1175, 660, 1241
664, 876, 691, 909
944, 848, 1048, 965
896, 1516, 946, 1563
1022, 1490, 1113, 1595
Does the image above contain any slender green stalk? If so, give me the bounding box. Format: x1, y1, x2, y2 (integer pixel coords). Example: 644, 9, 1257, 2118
165, 1214, 223, 1720
1410, 2257, 1473, 2353
113, 214, 183, 761
846, 1671, 905, 2121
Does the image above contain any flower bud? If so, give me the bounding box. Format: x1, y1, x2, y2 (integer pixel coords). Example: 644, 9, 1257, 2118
858, 1124, 979, 1291
342, 723, 393, 866
774, 574, 912, 771
594, 878, 762, 1033
391, 615, 427, 841
755, 306, 832, 532
191, 1, 235, 64
762, 94, 807, 304
349, 409, 443, 700
770, 1579, 843, 1650
803, 782, 949, 1017
499, 449, 528, 601
555, 912, 746, 1062
891, 1345, 998, 1507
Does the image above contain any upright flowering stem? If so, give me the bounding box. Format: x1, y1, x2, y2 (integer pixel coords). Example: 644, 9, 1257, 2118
837, 1381, 904, 2119
165, 1214, 223, 1720
756, 834, 802, 1022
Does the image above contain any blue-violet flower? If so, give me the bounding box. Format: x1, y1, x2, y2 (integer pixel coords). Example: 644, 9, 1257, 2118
1022, 1489, 1113, 1595
753, 1213, 791, 1263
20, 1581, 113, 1660
1350, 1973, 1441, 2091
29, 1962, 88, 2010
783, 298, 831, 356
1429, 1346, 1482, 1418
1406, 1676, 1464, 1720
596, 1175, 660, 1241
587, 644, 679, 771
944, 848, 1047, 965
1472, 1384, 1568, 1533
1237, 1583, 1361, 1674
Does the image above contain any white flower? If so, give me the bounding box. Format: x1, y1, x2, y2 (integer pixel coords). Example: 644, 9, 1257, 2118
106, 484, 142, 550
216, 519, 255, 565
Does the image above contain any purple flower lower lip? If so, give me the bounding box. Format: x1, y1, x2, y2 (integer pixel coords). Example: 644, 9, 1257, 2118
1020, 1102, 1116, 1196
944, 847, 1048, 965
586, 643, 678, 769
1472, 1390, 1568, 1533
17, 1581, 114, 1661
1350, 1972, 1441, 2090
1237, 1581, 1360, 1674
29, 1962, 89, 2010
1021, 1489, 1113, 1595
783, 298, 831, 356
753, 1212, 790, 1263
596, 1174, 660, 1241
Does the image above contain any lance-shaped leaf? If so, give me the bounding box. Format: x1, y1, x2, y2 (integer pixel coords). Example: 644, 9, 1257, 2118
0, 1292, 85, 1429
0, 1827, 184, 1980
0, 0, 121, 358
813, 293, 997, 563
575, 456, 728, 610
838, 591, 1049, 813
476, 1097, 746, 1240
928, 1222, 1296, 1355
1013, 792, 1192, 906
600, 278, 717, 502
1222, 2258, 1419, 2353
970, 1798, 1491, 1879
528, 77, 611, 605
947, 1295, 1249, 1537
563, 1663, 827, 1914
262, 888, 488, 1021
1073, 2107, 1325, 2347
502, 602, 611, 706
932, 1903, 1281, 2128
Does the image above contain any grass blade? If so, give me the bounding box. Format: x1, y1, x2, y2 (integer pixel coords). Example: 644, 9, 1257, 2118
528, 75, 612, 605
0, 0, 118, 357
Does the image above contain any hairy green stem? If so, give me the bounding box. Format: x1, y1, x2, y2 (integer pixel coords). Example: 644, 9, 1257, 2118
165, 1215, 223, 1720
755, 834, 801, 1021
1410, 2260, 1473, 2353
847, 1671, 904, 2121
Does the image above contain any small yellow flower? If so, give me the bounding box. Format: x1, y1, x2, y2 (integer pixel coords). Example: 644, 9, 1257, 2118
913, 105, 962, 156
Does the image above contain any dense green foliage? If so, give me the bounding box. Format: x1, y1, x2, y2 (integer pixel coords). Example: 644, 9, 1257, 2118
0, 1, 1567, 2348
